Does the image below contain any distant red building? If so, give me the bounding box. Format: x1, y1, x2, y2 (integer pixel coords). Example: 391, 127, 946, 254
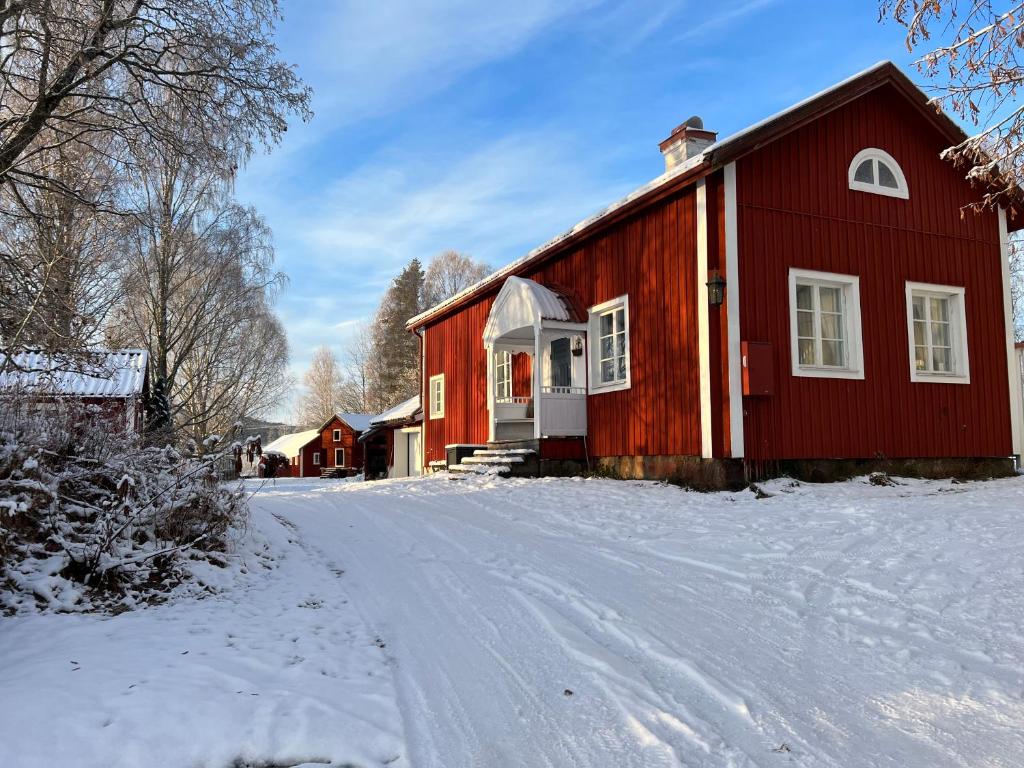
406, 62, 1024, 486
263, 413, 373, 478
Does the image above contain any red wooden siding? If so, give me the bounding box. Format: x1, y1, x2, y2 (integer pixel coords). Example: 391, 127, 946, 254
511, 352, 532, 398
422, 190, 702, 465
319, 417, 364, 469
736, 83, 1012, 461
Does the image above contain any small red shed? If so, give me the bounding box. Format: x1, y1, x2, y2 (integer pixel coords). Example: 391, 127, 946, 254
406, 62, 1024, 487
314, 413, 374, 476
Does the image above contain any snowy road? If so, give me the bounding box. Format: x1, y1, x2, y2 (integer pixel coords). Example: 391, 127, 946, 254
4, 473, 1024, 767
257, 473, 1024, 767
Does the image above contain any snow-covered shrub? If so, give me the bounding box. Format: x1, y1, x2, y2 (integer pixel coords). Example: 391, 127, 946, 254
0, 396, 247, 614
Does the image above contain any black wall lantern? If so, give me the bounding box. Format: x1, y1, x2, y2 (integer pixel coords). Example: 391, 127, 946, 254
571, 335, 584, 356
706, 269, 726, 306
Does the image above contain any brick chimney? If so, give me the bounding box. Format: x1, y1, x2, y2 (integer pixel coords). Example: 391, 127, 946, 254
659, 116, 716, 172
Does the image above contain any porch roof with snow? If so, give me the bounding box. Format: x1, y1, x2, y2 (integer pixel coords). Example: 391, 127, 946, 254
263, 428, 320, 459
0, 349, 148, 399
482, 277, 577, 345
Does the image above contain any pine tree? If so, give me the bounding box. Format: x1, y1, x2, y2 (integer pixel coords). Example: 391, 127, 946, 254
370, 259, 424, 408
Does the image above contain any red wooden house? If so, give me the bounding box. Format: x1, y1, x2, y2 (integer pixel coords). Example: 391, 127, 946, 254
406, 62, 1024, 487
316, 413, 373, 476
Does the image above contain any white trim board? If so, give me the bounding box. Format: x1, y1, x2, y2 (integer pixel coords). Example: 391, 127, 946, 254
696, 178, 712, 458
999, 209, 1024, 458
724, 163, 744, 458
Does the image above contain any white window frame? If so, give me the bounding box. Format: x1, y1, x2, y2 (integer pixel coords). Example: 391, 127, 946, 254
587, 295, 631, 394
312, 452, 320, 466
429, 373, 445, 419
332, 428, 341, 441
848, 148, 909, 199
905, 282, 970, 384
335, 447, 346, 466
494, 350, 512, 401
788, 268, 865, 380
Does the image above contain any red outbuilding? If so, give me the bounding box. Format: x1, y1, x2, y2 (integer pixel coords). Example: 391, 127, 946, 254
262, 413, 374, 478
406, 62, 1024, 487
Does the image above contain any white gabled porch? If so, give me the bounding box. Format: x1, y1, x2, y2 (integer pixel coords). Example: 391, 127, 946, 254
483, 277, 588, 442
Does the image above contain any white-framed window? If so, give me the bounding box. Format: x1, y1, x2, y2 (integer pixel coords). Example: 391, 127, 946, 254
335, 447, 346, 466
332, 428, 341, 441
313, 452, 321, 466
429, 373, 445, 419
789, 268, 864, 380
905, 282, 970, 384
848, 148, 909, 199
494, 350, 511, 400
587, 295, 630, 393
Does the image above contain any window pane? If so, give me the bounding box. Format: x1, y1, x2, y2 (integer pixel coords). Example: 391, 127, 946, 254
615, 332, 626, 357
932, 347, 951, 372
912, 296, 925, 321
822, 340, 844, 367
931, 321, 950, 348
600, 312, 613, 336
854, 159, 874, 184
820, 313, 843, 341
797, 309, 814, 338
798, 338, 816, 365
600, 336, 614, 359
796, 284, 813, 310
930, 296, 949, 322
913, 320, 926, 346
914, 346, 928, 370
550, 337, 571, 388
877, 161, 898, 189
614, 308, 625, 330
617, 356, 626, 381
600, 360, 614, 383
819, 286, 841, 313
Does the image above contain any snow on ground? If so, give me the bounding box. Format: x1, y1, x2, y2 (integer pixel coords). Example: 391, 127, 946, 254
3, 472, 1024, 767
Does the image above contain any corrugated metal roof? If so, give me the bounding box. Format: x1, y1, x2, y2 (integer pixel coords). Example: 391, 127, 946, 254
369, 394, 421, 426
0, 349, 148, 398
263, 429, 320, 458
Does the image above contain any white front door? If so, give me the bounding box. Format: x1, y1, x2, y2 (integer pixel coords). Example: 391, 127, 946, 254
407, 430, 422, 477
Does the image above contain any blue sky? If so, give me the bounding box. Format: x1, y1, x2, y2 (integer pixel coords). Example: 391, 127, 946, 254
234, 0, 921, 416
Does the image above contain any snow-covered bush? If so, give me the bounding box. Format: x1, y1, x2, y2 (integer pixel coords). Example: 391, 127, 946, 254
0, 396, 247, 614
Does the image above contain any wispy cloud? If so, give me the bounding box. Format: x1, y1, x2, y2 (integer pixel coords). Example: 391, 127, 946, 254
675, 0, 777, 42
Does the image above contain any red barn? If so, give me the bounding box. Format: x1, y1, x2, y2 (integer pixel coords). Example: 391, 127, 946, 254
406, 62, 1024, 487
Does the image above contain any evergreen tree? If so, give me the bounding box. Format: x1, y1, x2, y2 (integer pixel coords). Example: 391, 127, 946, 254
370, 260, 424, 408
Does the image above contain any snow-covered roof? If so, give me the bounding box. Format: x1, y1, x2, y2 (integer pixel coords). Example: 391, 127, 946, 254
407, 61, 967, 330
336, 413, 374, 433
0, 349, 148, 398
263, 429, 320, 458
369, 394, 421, 427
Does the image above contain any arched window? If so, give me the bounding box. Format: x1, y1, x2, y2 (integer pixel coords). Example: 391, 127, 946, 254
848, 148, 908, 199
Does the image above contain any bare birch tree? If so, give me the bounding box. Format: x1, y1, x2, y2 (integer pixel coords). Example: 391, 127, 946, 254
294, 346, 343, 427
338, 323, 379, 413
422, 250, 491, 308
110, 136, 290, 442
0, 0, 311, 198
880, 1, 1024, 208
